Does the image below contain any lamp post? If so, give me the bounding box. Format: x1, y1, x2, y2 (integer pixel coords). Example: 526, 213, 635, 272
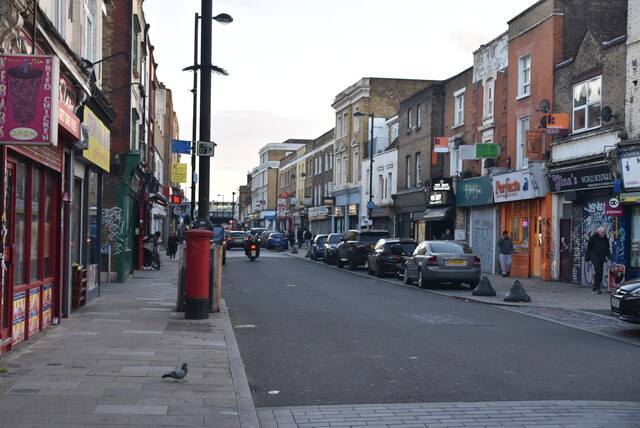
354, 111, 374, 229
183, 3, 232, 229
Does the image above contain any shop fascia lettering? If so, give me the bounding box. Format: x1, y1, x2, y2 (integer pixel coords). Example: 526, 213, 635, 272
492, 170, 535, 201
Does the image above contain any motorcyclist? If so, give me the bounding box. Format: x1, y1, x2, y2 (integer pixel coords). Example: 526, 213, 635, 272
244, 230, 261, 257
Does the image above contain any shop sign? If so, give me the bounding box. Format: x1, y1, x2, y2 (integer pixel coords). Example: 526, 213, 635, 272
0, 54, 60, 146
83, 107, 111, 172
333, 206, 344, 217
621, 155, 640, 189
58, 74, 80, 139
620, 192, 640, 203
526, 130, 544, 159
475, 143, 500, 158
301, 197, 312, 206
546, 164, 613, 192
541, 113, 569, 135
308, 206, 329, 217
347, 204, 359, 216
456, 176, 493, 207
492, 170, 536, 202
429, 190, 455, 206
433, 137, 449, 153
605, 197, 623, 216
322, 196, 335, 206
431, 178, 452, 192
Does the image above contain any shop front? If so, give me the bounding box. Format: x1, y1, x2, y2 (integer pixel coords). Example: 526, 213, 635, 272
371, 206, 395, 235
457, 176, 497, 274
546, 160, 618, 285
493, 165, 552, 280
424, 178, 456, 240
615, 149, 640, 281
333, 187, 359, 233
308, 205, 330, 235
394, 189, 427, 240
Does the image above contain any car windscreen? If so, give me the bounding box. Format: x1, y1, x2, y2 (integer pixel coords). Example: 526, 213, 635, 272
328, 234, 344, 244
315, 236, 327, 245
385, 242, 417, 254
427, 242, 473, 254
360, 233, 389, 244
230, 232, 245, 237
269, 233, 284, 238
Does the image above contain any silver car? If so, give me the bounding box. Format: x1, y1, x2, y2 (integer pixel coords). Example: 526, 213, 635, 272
403, 240, 481, 289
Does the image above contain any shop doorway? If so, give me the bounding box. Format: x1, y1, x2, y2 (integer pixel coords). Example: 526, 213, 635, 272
0, 161, 16, 353
559, 219, 571, 282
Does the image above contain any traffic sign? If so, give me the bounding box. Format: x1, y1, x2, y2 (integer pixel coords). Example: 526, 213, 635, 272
171, 139, 191, 154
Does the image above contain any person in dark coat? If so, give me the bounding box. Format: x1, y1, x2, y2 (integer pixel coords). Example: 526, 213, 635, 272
585, 226, 611, 294
167, 231, 179, 259
297, 228, 303, 249
441, 228, 454, 240
287, 230, 295, 249
497, 230, 513, 277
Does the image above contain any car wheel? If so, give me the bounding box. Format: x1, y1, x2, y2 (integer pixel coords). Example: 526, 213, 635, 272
324, 254, 330, 264
403, 269, 413, 285
418, 269, 427, 289
375, 264, 385, 278
348, 254, 358, 270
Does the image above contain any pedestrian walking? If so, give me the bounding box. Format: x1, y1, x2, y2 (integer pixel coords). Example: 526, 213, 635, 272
497, 230, 513, 277
143, 231, 161, 270
304, 229, 312, 248
585, 226, 611, 294
297, 228, 303, 249
287, 230, 295, 249
167, 231, 179, 259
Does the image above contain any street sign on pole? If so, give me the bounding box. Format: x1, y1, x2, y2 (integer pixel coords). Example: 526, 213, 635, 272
197, 141, 216, 157
171, 139, 192, 154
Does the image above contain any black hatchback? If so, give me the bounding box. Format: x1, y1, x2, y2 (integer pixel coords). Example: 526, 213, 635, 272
610, 280, 640, 324
367, 238, 417, 278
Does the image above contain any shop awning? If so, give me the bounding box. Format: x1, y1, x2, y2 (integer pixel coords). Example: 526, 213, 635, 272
423, 205, 456, 222
149, 192, 168, 206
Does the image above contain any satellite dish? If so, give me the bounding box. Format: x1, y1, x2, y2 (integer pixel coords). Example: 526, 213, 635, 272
601, 106, 614, 122
538, 99, 550, 113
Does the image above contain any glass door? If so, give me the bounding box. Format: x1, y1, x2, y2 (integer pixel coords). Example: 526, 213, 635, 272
1, 161, 16, 352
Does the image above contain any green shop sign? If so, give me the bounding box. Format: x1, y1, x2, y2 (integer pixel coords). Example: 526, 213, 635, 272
475, 143, 500, 158
456, 176, 493, 207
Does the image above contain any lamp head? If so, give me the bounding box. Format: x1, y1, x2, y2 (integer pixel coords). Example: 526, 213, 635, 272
213, 13, 233, 24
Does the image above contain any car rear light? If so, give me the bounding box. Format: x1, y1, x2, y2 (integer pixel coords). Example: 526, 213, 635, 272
473, 256, 481, 267
426, 255, 438, 266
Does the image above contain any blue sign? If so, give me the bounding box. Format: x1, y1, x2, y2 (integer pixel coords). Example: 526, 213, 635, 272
367, 201, 375, 209
171, 139, 191, 154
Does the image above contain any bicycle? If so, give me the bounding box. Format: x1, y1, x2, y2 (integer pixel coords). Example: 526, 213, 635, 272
151, 247, 161, 270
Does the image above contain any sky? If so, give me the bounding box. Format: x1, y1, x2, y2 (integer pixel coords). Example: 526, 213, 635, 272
143, 0, 538, 204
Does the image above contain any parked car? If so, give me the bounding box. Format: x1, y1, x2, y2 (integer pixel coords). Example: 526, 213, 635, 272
610, 280, 640, 324
336, 229, 390, 270
323, 233, 345, 265
367, 238, 417, 278
309, 234, 328, 260
226, 231, 247, 249
266, 232, 288, 250
403, 240, 481, 289
259, 230, 276, 247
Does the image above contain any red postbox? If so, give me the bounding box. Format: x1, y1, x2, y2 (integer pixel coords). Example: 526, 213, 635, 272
184, 229, 213, 319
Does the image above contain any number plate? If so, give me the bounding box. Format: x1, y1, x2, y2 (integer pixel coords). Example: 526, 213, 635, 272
611, 297, 620, 308
446, 259, 466, 265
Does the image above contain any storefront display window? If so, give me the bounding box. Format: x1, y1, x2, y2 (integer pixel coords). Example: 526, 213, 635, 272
14, 162, 26, 286
43, 175, 53, 278
30, 168, 41, 283
631, 206, 640, 267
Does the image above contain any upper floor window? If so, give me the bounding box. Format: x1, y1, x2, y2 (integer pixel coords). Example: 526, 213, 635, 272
518, 54, 531, 98
354, 107, 360, 133
391, 123, 399, 142
342, 112, 348, 138
405, 155, 412, 188
573, 76, 602, 132
453, 88, 465, 127
337, 115, 343, 139
416, 104, 422, 129
485, 78, 494, 119
84, 0, 95, 61
516, 115, 530, 169
415, 152, 422, 187
407, 108, 413, 130
53, 0, 67, 36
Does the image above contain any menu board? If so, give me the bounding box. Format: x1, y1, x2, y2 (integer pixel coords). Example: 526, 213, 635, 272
42, 283, 52, 327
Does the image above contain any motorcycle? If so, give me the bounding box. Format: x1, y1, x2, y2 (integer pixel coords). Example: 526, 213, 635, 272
247, 243, 259, 261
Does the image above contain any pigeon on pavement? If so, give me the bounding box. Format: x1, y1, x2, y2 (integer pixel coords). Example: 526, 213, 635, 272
162, 363, 188, 381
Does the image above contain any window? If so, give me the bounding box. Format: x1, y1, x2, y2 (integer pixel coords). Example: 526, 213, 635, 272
352, 148, 359, 183
354, 108, 360, 133
30, 168, 41, 283
416, 104, 422, 129
573, 76, 602, 132
391, 123, 399, 141
342, 112, 348, 138
342, 155, 348, 184
517, 116, 530, 169
337, 115, 343, 139
83, 0, 95, 61
378, 175, 383, 200
415, 152, 422, 187
454, 88, 465, 127
405, 155, 412, 188
407, 108, 413, 130
387, 172, 392, 199
518, 54, 531, 98
485, 78, 494, 119
53, 0, 67, 35
15, 162, 26, 286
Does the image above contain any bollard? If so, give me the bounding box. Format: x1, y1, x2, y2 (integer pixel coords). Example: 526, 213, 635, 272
504, 279, 531, 303
472, 276, 496, 296
184, 229, 214, 319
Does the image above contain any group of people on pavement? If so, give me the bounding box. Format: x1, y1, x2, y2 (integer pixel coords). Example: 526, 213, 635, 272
496, 225, 611, 293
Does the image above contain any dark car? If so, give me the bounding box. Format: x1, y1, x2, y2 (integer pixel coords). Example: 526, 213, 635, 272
610, 280, 640, 324
323, 233, 345, 265
403, 240, 481, 289
226, 231, 247, 249
336, 229, 390, 270
266, 232, 288, 250
259, 230, 276, 247
309, 234, 328, 260
367, 238, 417, 278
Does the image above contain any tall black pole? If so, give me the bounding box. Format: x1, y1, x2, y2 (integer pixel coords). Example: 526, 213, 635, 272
368, 114, 374, 229
190, 13, 199, 224
197, 0, 213, 228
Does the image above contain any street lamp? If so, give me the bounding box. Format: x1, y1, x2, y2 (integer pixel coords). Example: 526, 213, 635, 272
183, 4, 233, 229
354, 111, 374, 229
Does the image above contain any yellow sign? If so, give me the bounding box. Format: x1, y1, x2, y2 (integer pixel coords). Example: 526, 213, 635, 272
171, 163, 188, 183
83, 107, 111, 172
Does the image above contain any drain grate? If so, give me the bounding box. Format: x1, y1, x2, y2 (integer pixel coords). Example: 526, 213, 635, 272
234, 324, 258, 329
